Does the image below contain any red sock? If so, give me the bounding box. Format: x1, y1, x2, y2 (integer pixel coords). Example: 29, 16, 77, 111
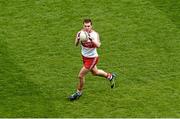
106, 73, 112, 80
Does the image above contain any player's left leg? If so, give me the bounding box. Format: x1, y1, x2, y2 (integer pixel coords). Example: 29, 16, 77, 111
91, 65, 107, 77
91, 66, 116, 88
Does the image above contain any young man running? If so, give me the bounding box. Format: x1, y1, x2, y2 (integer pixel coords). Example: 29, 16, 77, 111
69, 19, 116, 101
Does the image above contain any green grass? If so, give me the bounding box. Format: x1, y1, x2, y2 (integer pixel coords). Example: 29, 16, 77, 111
0, 0, 180, 117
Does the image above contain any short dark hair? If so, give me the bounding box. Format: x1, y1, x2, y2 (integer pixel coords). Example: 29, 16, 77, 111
83, 19, 92, 25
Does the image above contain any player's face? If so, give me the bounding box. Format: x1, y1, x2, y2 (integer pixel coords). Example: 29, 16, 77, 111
83, 22, 92, 32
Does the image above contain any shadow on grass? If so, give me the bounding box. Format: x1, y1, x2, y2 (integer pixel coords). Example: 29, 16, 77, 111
0, 40, 46, 117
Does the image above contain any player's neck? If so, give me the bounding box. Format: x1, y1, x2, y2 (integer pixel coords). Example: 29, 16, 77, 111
82, 29, 93, 33
89, 29, 93, 33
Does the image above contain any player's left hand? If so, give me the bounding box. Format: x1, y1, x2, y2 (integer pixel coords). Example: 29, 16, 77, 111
87, 33, 94, 41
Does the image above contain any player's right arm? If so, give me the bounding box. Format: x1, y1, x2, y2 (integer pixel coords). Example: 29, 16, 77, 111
75, 31, 80, 46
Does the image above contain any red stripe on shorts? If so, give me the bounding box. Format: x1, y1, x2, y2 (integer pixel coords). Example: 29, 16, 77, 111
82, 56, 99, 70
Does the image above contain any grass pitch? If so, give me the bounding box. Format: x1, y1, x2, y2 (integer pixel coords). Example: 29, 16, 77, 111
0, 0, 180, 117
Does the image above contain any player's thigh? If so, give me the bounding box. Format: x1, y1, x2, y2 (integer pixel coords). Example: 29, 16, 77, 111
91, 65, 98, 75
78, 66, 90, 77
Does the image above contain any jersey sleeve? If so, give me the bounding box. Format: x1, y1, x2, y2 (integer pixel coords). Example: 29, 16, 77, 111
93, 32, 100, 44
76, 31, 81, 39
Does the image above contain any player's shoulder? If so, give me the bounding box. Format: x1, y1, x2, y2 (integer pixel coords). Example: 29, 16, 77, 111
76, 29, 83, 36
91, 30, 98, 33
91, 30, 99, 35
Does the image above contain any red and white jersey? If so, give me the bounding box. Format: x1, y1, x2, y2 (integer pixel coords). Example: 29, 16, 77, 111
77, 30, 99, 58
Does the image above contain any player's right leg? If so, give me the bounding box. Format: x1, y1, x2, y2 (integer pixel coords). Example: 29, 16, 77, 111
69, 66, 89, 101
77, 66, 89, 92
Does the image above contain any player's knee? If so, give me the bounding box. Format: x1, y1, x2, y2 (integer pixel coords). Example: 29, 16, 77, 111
92, 70, 98, 76
78, 74, 84, 79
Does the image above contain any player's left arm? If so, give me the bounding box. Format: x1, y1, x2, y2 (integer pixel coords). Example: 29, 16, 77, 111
89, 33, 101, 48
